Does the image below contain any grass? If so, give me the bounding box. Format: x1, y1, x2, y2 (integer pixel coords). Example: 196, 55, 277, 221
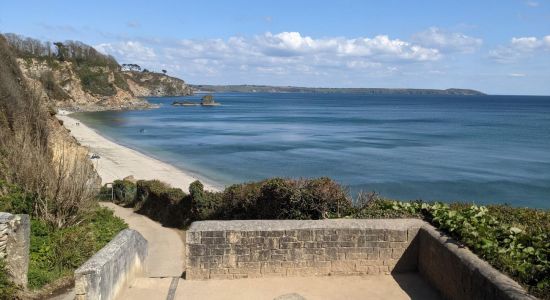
27, 207, 127, 289
0, 259, 18, 300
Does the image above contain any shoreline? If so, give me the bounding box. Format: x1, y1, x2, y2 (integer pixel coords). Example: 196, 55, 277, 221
57, 110, 222, 192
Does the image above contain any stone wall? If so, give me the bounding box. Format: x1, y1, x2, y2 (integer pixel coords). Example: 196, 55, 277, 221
186, 219, 536, 299
418, 225, 536, 300
0, 212, 30, 288
74, 229, 148, 300
186, 219, 423, 280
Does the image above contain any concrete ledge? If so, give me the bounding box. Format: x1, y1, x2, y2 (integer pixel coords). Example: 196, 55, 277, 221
186, 219, 424, 280
418, 225, 536, 300
188, 219, 424, 232
75, 229, 148, 300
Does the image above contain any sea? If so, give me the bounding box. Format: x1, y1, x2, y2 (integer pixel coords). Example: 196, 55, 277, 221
72, 93, 550, 208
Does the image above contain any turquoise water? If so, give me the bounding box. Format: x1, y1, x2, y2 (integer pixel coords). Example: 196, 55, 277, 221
73, 93, 550, 208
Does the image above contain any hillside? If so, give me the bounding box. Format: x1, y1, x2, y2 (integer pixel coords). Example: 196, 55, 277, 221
124, 70, 193, 97
3, 33, 193, 111
192, 84, 485, 96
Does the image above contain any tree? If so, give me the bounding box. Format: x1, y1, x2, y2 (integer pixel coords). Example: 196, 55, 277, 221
53, 42, 66, 61
162, 69, 167, 74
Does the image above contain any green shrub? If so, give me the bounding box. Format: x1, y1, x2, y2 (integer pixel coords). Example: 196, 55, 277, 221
0, 259, 18, 300
0, 180, 34, 215
76, 65, 116, 96
220, 181, 263, 219
38, 71, 70, 100
371, 201, 549, 299
27, 207, 127, 289
134, 180, 190, 227
256, 177, 351, 219
112, 180, 136, 205
189, 180, 222, 220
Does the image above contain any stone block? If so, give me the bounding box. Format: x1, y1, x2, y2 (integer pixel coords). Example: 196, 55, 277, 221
201, 237, 226, 245
388, 230, 407, 242
379, 248, 392, 259
202, 231, 224, 238
331, 260, 356, 272
188, 244, 206, 256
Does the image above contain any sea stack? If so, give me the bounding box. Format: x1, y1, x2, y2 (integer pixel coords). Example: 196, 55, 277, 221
201, 94, 221, 106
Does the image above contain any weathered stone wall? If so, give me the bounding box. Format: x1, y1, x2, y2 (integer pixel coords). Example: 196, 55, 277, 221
75, 229, 148, 300
186, 219, 423, 280
418, 225, 536, 300
0, 212, 30, 288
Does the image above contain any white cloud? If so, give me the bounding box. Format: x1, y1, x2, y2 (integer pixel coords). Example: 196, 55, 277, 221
255, 32, 440, 61
412, 27, 482, 53
508, 73, 526, 77
511, 36, 541, 50
489, 35, 550, 63
95, 41, 156, 62
525, 0, 539, 7
94, 32, 441, 80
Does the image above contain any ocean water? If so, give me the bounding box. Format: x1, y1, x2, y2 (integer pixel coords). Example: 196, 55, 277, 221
72, 93, 550, 208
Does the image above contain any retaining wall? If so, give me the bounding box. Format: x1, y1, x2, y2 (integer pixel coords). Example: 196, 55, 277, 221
74, 229, 148, 300
0, 212, 30, 288
418, 225, 536, 300
186, 219, 423, 280
186, 219, 536, 300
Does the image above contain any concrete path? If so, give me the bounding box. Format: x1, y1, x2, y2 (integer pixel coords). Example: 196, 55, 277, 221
100, 202, 185, 277
119, 274, 440, 300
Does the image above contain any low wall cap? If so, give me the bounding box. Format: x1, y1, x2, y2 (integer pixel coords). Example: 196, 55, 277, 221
188, 219, 425, 232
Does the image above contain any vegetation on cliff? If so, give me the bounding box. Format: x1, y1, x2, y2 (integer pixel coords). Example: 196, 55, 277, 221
3, 33, 192, 110
0, 34, 127, 295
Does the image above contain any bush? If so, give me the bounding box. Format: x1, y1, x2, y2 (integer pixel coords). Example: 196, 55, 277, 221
364, 201, 549, 299
220, 181, 263, 219
112, 180, 136, 205
38, 71, 70, 100
0, 180, 34, 215
256, 177, 351, 219
134, 180, 190, 227
189, 180, 222, 220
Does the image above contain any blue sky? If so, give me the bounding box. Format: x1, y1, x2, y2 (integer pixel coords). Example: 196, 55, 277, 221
1, 0, 550, 95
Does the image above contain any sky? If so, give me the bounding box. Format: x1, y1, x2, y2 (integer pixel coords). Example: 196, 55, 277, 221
1, 0, 550, 95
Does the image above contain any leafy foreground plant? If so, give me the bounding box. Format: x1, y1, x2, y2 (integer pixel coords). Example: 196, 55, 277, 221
28, 207, 127, 290
380, 201, 549, 299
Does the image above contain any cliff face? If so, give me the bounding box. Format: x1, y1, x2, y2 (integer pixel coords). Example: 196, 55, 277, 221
16, 59, 194, 110
17, 58, 148, 111
123, 71, 193, 97
5, 33, 193, 111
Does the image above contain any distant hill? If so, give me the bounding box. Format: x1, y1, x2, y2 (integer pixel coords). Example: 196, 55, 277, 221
191, 84, 485, 96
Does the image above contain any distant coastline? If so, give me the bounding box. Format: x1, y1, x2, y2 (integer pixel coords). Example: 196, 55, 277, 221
190, 84, 485, 96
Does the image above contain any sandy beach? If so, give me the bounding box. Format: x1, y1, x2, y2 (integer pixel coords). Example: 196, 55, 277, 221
57, 110, 221, 192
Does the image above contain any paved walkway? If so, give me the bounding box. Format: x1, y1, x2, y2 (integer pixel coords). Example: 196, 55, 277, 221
100, 202, 185, 278
102, 203, 440, 300
119, 274, 440, 300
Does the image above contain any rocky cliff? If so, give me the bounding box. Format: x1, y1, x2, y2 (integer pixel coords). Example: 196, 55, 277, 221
123, 71, 193, 97
5, 33, 193, 111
